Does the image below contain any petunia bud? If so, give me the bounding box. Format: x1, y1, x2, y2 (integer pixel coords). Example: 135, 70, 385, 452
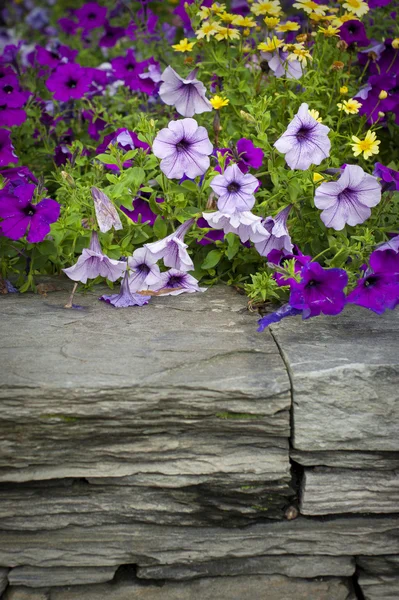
378, 111, 385, 118
392, 38, 399, 49
240, 110, 256, 123
61, 171, 75, 187
378, 90, 388, 100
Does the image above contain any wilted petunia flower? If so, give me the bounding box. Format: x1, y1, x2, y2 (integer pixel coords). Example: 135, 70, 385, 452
0, 129, 18, 166
274, 103, 331, 170
100, 271, 151, 308
159, 66, 213, 118
314, 165, 381, 230
254, 205, 293, 257
0, 183, 60, 243
91, 187, 123, 233
203, 210, 268, 243
63, 231, 125, 283
210, 164, 258, 214
128, 247, 162, 292
145, 218, 195, 271
152, 118, 213, 179
46, 63, 91, 101
149, 268, 206, 296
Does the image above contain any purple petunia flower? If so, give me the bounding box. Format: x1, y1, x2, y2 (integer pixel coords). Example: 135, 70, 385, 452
0, 166, 38, 190
159, 67, 212, 118
373, 163, 399, 192
145, 218, 194, 271
120, 196, 160, 226
268, 247, 312, 287
128, 247, 162, 292
375, 235, 399, 253
236, 138, 264, 173
99, 23, 125, 48
0, 103, 27, 127
263, 50, 304, 80
75, 2, 107, 31
347, 250, 399, 314
203, 210, 268, 243
63, 231, 125, 283
196, 216, 225, 245
314, 165, 381, 231
0, 75, 30, 108
0, 129, 18, 166
152, 118, 213, 180
339, 20, 370, 47
110, 49, 156, 93
46, 63, 91, 101
34, 44, 78, 69
100, 270, 151, 308
254, 205, 293, 257
289, 262, 348, 319
91, 187, 123, 233
274, 103, 331, 170
0, 183, 60, 243
210, 164, 258, 214
149, 268, 206, 296
258, 303, 302, 332
58, 17, 79, 36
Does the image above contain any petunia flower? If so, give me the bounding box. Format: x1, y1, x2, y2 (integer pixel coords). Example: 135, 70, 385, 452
0, 183, 60, 243
210, 164, 258, 214
347, 250, 399, 314
0, 104, 27, 127
149, 268, 206, 296
258, 303, 302, 332
274, 103, 331, 170
91, 187, 123, 233
339, 20, 369, 47
202, 210, 268, 243
159, 66, 212, 118
254, 205, 293, 257
99, 23, 125, 48
375, 235, 399, 253
196, 216, 225, 245
100, 271, 151, 308
0, 129, 18, 166
263, 48, 304, 80
75, 2, 107, 31
127, 247, 162, 292
120, 195, 161, 226
145, 218, 195, 271
373, 163, 399, 192
289, 261, 348, 319
314, 164, 381, 231
46, 63, 91, 101
152, 118, 213, 180
0, 75, 30, 108
236, 138, 264, 173
63, 231, 125, 283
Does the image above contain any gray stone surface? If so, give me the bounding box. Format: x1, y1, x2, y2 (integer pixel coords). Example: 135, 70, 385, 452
136, 555, 355, 580
8, 567, 116, 587
3, 576, 355, 600
0, 568, 9, 595
291, 450, 399, 470
300, 468, 399, 515
358, 575, 399, 600
357, 556, 399, 575
270, 306, 399, 451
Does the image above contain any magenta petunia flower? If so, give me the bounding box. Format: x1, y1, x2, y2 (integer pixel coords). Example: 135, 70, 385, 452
289, 262, 348, 319
0, 129, 18, 166
0, 166, 38, 190
99, 23, 125, 48
236, 138, 264, 173
203, 210, 268, 243
159, 66, 213, 118
254, 205, 293, 257
34, 44, 78, 69
210, 164, 258, 214
58, 17, 79, 35
149, 268, 206, 296
100, 271, 151, 308
145, 218, 194, 271
63, 231, 125, 283
46, 63, 91, 101
314, 165, 381, 231
75, 2, 107, 30
152, 118, 213, 180
0, 183, 60, 243
0, 75, 30, 108
0, 104, 27, 127
128, 247, 162, 292
274, 103, 331, 170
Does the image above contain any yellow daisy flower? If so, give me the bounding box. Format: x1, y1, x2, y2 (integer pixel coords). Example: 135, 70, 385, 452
215, 26, 240, 41
258, 36, 283, 52
211, 2, 227, 14
309, 109, 322, 122
333, 12, 360, 26
293, 0, 328, 16
172, 38, 196, 52
351, 131, 380, 159
337, 98, 362, 114
276, 21, 301, 32
251, 1, 282, 17
343, 0, 369, 17
319, 24, 341, 37
284, 42, 312, 64
340, 86, 349, 94
198, 6, 211, 20
233, 15, 257, 27
210, 95, 229, 109
264, 16, 280, 28
196, 21, 219, 41
219, 12, 238, 23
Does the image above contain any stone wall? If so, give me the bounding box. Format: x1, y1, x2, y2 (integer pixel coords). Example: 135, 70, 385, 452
0, 284, 398, 599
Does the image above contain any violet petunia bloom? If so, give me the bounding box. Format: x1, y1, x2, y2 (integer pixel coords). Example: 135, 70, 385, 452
99, 23, 125, 48
159, 66, 212, 118
100, 271, 151, 308
210, 164, 258, 214
46, 63, 91, 101
128, 247, 162, 292
152, 118, 213, 180
274, 103, 331, 171
236, 138, 264, 173
258, 304, 302, 332
63, 231, 125, 283
254, 206, 293, 257
347, 250, 399, 314
375, 235, 399, 253
149, 268, 206, 296
120, 196, 160, 226
0, 183, 60, 243
0, 166, 38, 190
75, 2, 107, 30
373, 163, 399, 192
0, 129, 18, 166
289, 262, 348, 319
203, 210, 268, 244
314, 165, 381, 231
268, 247, 312, 287
196, 216, 225, 245
0, 75, 30, 108
145, 218, 194, 271
339, 20, 370, 47
91, 187, 123, 233
0, 104, 26, 127
264, 50, 304, 80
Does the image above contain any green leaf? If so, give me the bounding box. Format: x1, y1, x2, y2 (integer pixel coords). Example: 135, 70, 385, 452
96, 154, 119, 165
201, 249, 222, 270
153, 216, 167, 239
180, 180, 198, 192
140, 187, 153, 193
225, 233, 240, 260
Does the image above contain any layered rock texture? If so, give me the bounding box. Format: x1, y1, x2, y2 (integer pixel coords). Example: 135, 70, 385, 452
0, 284, 398, 599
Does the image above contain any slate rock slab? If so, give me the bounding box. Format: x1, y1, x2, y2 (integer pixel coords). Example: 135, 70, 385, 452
8, 566, 117, 588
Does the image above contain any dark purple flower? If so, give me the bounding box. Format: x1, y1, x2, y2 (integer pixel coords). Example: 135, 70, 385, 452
34, 44, 78, 69
0, 166, 38, 190
370, 39, 399, 76
145, 218, 194, 271
274, 103, 331, 170
0, 75, 29, 108
111, 50, 155, 92
373, 162, 399, 192
149, 268, 205, 296
368, 0, 391, 6
153, 118, 213, 180
347, 250, 399, 314
75, 2, 107, 31
58, 17, 79, 36
258, 304, 302, 332
0, 183, 60, 243
63, 231, 125, 283
128, 247, 162, 292
0, 129, 18, 166
196, 216, 225, 245
159, 66, 212, 118
254, 205, 293, 257
357, 74, 397, 123
0, 103, 26, 127
120, 196, 160, 226
210, 164, 258, 214
100, 271, 151, 307
289, 262, 348, 319
339, 20, 370, 47
99, 23, 125, 48
46, 63, 91, 101
82, 110, 106, 141
96, 128, 149, 171
127, 8, 159, 41
236, 138, 264, 173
